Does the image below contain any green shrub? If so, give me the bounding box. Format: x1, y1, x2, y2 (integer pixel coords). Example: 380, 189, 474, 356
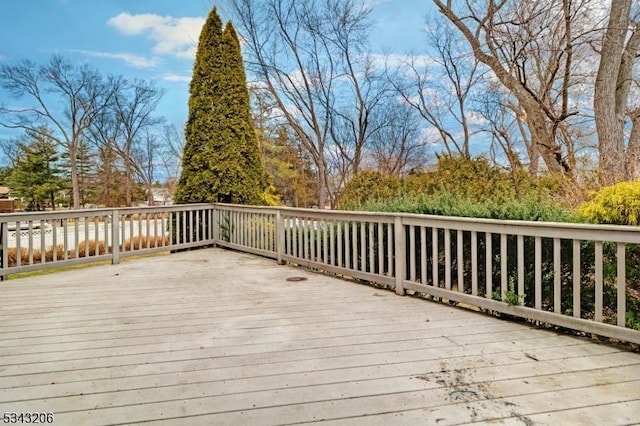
359, 192, 576, 223
339, 171, 401, 210
578, 181, 640, 225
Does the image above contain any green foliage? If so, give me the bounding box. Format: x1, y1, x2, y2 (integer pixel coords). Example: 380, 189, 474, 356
7, 130, 66, 211
175, 8, 270, 206
578, 181, 640, 225
403, 155, 514, 203
339, 171, 401, 209
503, 277, 524, 306
358, 192, 576, 222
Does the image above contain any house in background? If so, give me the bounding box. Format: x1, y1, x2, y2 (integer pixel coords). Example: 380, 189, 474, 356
149, 188, 174, 206
0, 186, 14, 213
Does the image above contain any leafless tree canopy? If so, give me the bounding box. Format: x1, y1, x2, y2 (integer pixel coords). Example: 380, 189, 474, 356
230, 0, 420, 207
0, 55, 118, 208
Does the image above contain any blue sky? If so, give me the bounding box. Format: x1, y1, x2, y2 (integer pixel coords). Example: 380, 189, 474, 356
0, 0, 435, 144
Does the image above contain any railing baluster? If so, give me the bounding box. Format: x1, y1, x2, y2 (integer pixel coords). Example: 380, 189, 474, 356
457, 230, 463, 293
352, 220, 358, 270
303, 217, 310, 260
337, 221, 343, 267
360, 221, 367, 272
360, 222, 366, 272
445, 229, 451, 290
130, 214, 134, 250
368, 222, 374, 273
63, 220, 69, 260
433, 228, 439, 287
377, 222, 383, 275
85, 217, 90, 257
387, 222, 393, 276
535, 237, 542, 310
317, 219, 322, 262
394, 217, 405, 296
138, 212, 143, 249
409, 225, 416, 281
554, 237, 561, 314
485, 232, 492, 298
595, 241, 603, 322
345, 222, 351, 269
471, 231, 477, 296
297, 217, 303, 259
500, 233, 507, 300
28, 221, 33, 265
111, 210, 120, 264
617, 243, 626, 327
323, 220, 329, 264
40, 219, 46, 264
573, 240, 582, 318
15, 221, 21, 267
517, 235, 524, 301
330, 220, 336, 266
52, 220, 58, 262
420, 226, 427, 284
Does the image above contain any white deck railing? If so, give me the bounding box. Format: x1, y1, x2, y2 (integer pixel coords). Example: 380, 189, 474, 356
2, 203, 639, 344
0, 204, 216, 276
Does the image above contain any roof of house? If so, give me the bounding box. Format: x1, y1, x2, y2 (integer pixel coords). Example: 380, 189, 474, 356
0, 186, 9, 196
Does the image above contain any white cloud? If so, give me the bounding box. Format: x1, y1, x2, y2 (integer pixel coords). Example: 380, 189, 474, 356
161, 73, 191, 83
71, 50, 161, 69
107, 13, 205, 59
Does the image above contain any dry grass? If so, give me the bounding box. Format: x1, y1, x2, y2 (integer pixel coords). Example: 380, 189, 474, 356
5, 235, 170, 267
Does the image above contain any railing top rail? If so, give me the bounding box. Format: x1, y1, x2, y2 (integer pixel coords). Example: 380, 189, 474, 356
0, 204, 214, 222
3, 202, 639, 239
215, 202, 640, 233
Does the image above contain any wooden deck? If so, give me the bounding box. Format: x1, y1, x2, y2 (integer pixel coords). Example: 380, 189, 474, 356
0, 248, 639, 425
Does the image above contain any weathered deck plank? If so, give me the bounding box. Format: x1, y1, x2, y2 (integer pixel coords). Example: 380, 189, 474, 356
0, 248, 638, 425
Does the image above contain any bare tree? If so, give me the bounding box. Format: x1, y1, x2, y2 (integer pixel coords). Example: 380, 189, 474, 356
432, 0, 597, 177
160, 123, 185, 193
88, 79, 164, 206
594, 0, 640, 184
0, 55, 117, 208
0, 138, 22, 168
230, 0, 381, 208
391, 16, 483, 158
366, 101, 427, 177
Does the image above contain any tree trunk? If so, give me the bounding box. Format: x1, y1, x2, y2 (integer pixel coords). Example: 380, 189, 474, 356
594, 0, 631, 185
69, 144, 80, 210
317, 161, 327, 209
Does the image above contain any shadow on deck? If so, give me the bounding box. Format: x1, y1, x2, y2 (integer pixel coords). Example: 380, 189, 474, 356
0, 248, 639, 425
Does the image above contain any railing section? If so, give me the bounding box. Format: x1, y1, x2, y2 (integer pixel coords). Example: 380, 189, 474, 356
2, 203, 639, 344
213, 204, 277, 259
0, 204, 215, 278
212, 204, 640, 344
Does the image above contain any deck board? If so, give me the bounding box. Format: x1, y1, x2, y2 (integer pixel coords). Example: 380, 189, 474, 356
0, 248, 638, 425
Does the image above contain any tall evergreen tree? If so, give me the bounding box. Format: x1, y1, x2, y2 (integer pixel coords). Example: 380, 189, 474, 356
175, 7, 269, 205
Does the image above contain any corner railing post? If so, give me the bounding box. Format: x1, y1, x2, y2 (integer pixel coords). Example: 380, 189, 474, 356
394, 215, 405, 296
276, 209, 285, 264
111, 209, 120, 265
212, 204, 219, 246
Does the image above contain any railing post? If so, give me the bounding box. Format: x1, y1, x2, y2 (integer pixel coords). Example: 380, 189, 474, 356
212, 205, 219, 246
394, 216, 405, 296
0, 222, 6, 281
276, 209, 285, 265
111, 209, 120, 265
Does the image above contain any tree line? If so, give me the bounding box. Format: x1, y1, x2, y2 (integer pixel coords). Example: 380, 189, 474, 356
0, 56, 184, 210
231, 0, 640, 207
